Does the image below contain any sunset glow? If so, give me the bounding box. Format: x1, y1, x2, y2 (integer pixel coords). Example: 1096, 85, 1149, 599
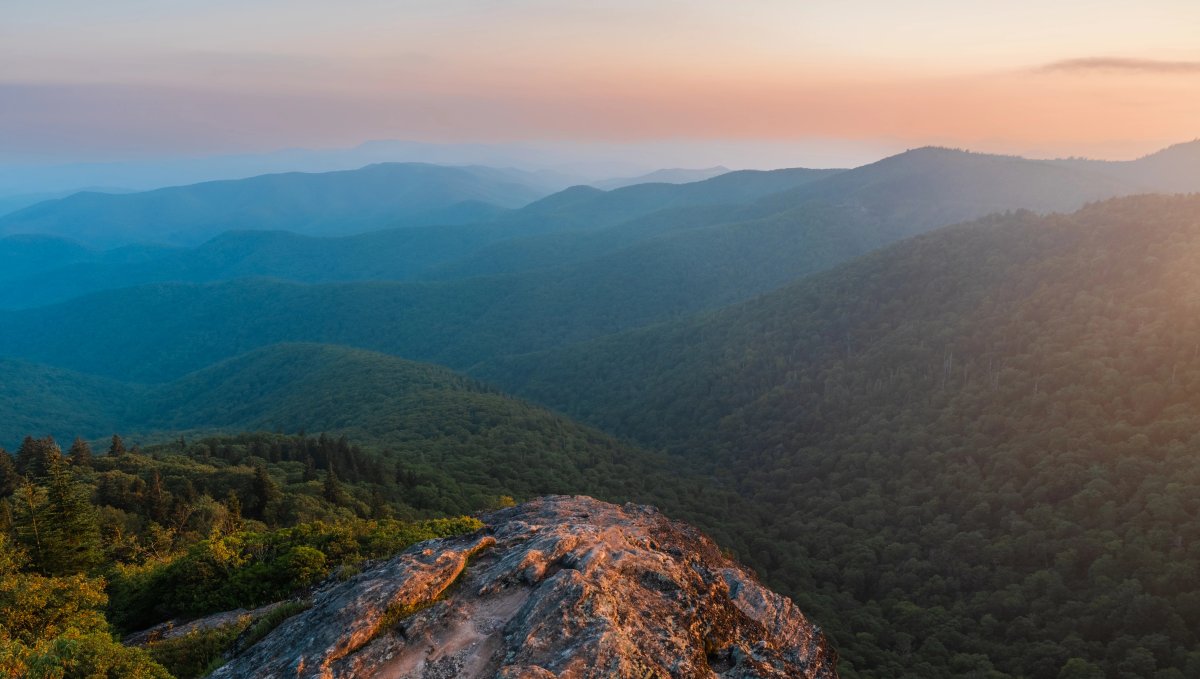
2, 0, 1198, 163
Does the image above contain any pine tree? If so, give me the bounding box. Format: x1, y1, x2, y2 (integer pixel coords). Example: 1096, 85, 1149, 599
68, 437, 94, 469
0, 449, 17, 497
40, 455, 102, 575
108, 434, 126, 457
323, 463, 345, 505
250, 465, 281, 522
143, 471, 168, 523
368, 490, 392, 519
10, 478, 47, 568
222, 490, 243, 534
303, 455, 318, 483
15, 436, 60, 479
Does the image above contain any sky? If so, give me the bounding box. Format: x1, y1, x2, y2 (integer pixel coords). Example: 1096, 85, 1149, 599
2, 0, 1198, 167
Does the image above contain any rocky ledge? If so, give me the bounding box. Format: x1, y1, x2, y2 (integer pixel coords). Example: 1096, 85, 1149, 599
211, 495, 838, 679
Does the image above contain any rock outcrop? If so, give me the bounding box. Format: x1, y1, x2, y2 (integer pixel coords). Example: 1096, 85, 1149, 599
211, 495, 838, 679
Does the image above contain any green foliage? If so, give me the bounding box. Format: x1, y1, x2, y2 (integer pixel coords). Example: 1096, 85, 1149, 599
0, 452, 15, 499
481, 195, 1200, 677
68, 438, 93, 470
16, 436, 61, 479
10, 453, 104, 577
0, 534, 168, 678
144, 621, 248, 679
108, 515, 480, 632
143, 600, 313, 679
13, 630, 172, 679
237, 600, 311, 653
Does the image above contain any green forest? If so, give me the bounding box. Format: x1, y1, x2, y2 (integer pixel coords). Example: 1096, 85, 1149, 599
0, 433, 486, 677
479, 195, 1200, 678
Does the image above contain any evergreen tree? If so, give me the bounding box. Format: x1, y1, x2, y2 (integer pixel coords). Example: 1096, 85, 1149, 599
222, 490, 243, 534
10, 477, 47, 568
15, 436, 60, 479
108, 434, 126, 458
143, 471, 168, 524
250, 466, 281, 522
0, 449, 17, 497
323, 463, 345, 505
40, 455, 102, 575
303, 455, 318, 483
68, 437, 94, 469
368, 490, 391, 519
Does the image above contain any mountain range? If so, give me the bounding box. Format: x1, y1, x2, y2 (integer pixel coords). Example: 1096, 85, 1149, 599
0, 163, 555, 247
2, 140, 1200, 678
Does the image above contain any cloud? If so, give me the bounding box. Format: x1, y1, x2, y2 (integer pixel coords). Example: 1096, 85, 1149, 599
1036, 57, 1200, 75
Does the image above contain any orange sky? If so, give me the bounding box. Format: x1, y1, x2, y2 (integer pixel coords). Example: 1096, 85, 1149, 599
1, 0, 1198, 163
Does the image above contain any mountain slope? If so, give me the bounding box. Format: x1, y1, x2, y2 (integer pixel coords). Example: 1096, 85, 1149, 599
0, 234, 96, 281
0, 358, 132, 445
0, 200, 901, 383
759, 146, 1140, 235
512, 167, 841, 230
0, 163, 550, 247
0, 223, 520, 309
4, 145, 1176, 311
1053, 139, 1200, 194
422, 144, 1176, 283
0, 166, 840, 307
475, 195, 1200, 677
591, 165, 732, 189
0, 343, 728, 523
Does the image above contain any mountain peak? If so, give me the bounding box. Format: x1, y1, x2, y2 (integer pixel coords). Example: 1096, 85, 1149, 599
211, 495, 837, 679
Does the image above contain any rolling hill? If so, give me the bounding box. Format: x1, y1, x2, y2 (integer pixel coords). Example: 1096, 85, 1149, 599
0, 165, 841, 307
0, 163, 552, 247
418, 144, 1172, 282
474, 195, 1200, 677
3, 144, 1176, 311
0, 199, 912, 382
0, 342, 750, 552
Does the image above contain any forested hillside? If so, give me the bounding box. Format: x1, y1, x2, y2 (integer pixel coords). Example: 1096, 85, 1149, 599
477, 195, 1200, 678
0, 343, 740, 537
426, 146, 1150, 282
0, 347, 753, 676
0, 202, 900, 380
0, 430, 487, 677
0, 148, 1168, 378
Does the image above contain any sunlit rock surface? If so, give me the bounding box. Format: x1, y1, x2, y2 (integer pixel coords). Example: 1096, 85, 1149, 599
212, 495, 838, 679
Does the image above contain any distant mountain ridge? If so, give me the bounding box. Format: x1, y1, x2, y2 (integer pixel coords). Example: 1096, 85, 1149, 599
0, 165, 841, 308
0, 163, 555, 247
1051, 139, 1200, 193
590, 165, 732, 189
2, 145, 1198, 380
4, 142, 1193, 304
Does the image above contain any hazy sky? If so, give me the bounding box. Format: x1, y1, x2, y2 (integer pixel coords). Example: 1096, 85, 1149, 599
2, 0, 1198, 165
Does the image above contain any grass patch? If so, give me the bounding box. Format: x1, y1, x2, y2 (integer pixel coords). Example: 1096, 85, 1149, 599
379, 598, 438, 630
144, 600, 311, 678
237, 600, 312, 652
145, 618, 250, 679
